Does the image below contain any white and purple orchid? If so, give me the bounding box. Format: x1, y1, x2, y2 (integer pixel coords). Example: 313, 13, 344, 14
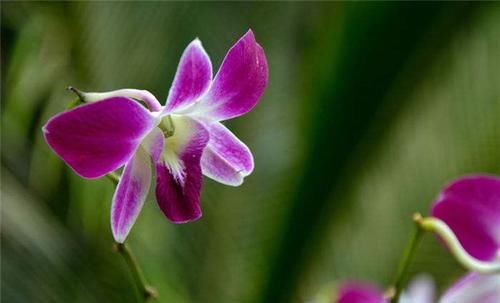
42, 30, 268, 242
336, 273, 500, 303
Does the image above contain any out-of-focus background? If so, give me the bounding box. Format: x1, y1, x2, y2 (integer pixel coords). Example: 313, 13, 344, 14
2, 2, 500, 303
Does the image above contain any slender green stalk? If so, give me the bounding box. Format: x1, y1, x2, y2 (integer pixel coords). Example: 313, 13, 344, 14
114, 243, 158, 302
389, 213, 424, 303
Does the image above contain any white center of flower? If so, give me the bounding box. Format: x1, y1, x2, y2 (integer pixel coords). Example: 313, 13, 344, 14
158, 115, 195, 186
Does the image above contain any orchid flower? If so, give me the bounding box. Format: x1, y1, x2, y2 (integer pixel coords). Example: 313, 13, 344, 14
418, 175, 500, 273
42, 30, 268, 242
335, 273, 500, 303
335, 175, 500, 303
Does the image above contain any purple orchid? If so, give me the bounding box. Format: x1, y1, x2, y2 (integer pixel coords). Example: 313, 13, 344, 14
418, 175, 500, 273
335, 273, 500, 303
42, 30, 268, 242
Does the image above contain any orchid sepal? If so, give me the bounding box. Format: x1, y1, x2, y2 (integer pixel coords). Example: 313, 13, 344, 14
43, 96, 159, 179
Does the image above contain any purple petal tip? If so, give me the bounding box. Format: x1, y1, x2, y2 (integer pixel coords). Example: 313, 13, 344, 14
245, 29, 255, 38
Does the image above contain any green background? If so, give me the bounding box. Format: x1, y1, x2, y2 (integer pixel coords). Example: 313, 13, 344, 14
2, 2, 499, 303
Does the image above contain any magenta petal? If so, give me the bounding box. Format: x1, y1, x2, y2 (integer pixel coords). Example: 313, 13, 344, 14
43, 97, 156, 178
199, 29, 268, 121
155, 117, 209, 223
163, 39, 212, 114
440, 273, 500, 303
431, 175, 500, 261
111, 147, 151, 243
201, 122, 254, 186
337, 281, 387, 303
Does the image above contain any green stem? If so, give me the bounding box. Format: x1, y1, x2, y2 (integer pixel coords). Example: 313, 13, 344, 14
114, 243, 158, 302
389, 214, 424, 303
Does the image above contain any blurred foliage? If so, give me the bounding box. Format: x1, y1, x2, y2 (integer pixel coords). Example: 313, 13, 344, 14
2, 2, 500, 303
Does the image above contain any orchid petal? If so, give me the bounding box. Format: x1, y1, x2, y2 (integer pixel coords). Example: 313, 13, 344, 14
155, 116, 209, 223
163, 39, 212, 114
439, 273, 500, 303
193, 30, 268, 121
431, 175, 500, 261
43, 97, 156, 178
111, 147, 152, 243
337, 281, 387, 303
201, 122, 254, 186
141, 127, 165, 163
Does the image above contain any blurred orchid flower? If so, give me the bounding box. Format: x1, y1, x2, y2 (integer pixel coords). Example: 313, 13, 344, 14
335, 273, 500, 303
42, 30, 268, 242
335, 175, 500, 303
336, 281, 386, 303
418, 175, 500, 273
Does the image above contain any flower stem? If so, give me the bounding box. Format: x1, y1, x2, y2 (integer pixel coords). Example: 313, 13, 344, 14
114, 243, 158, 302
389, 213, 424, 303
